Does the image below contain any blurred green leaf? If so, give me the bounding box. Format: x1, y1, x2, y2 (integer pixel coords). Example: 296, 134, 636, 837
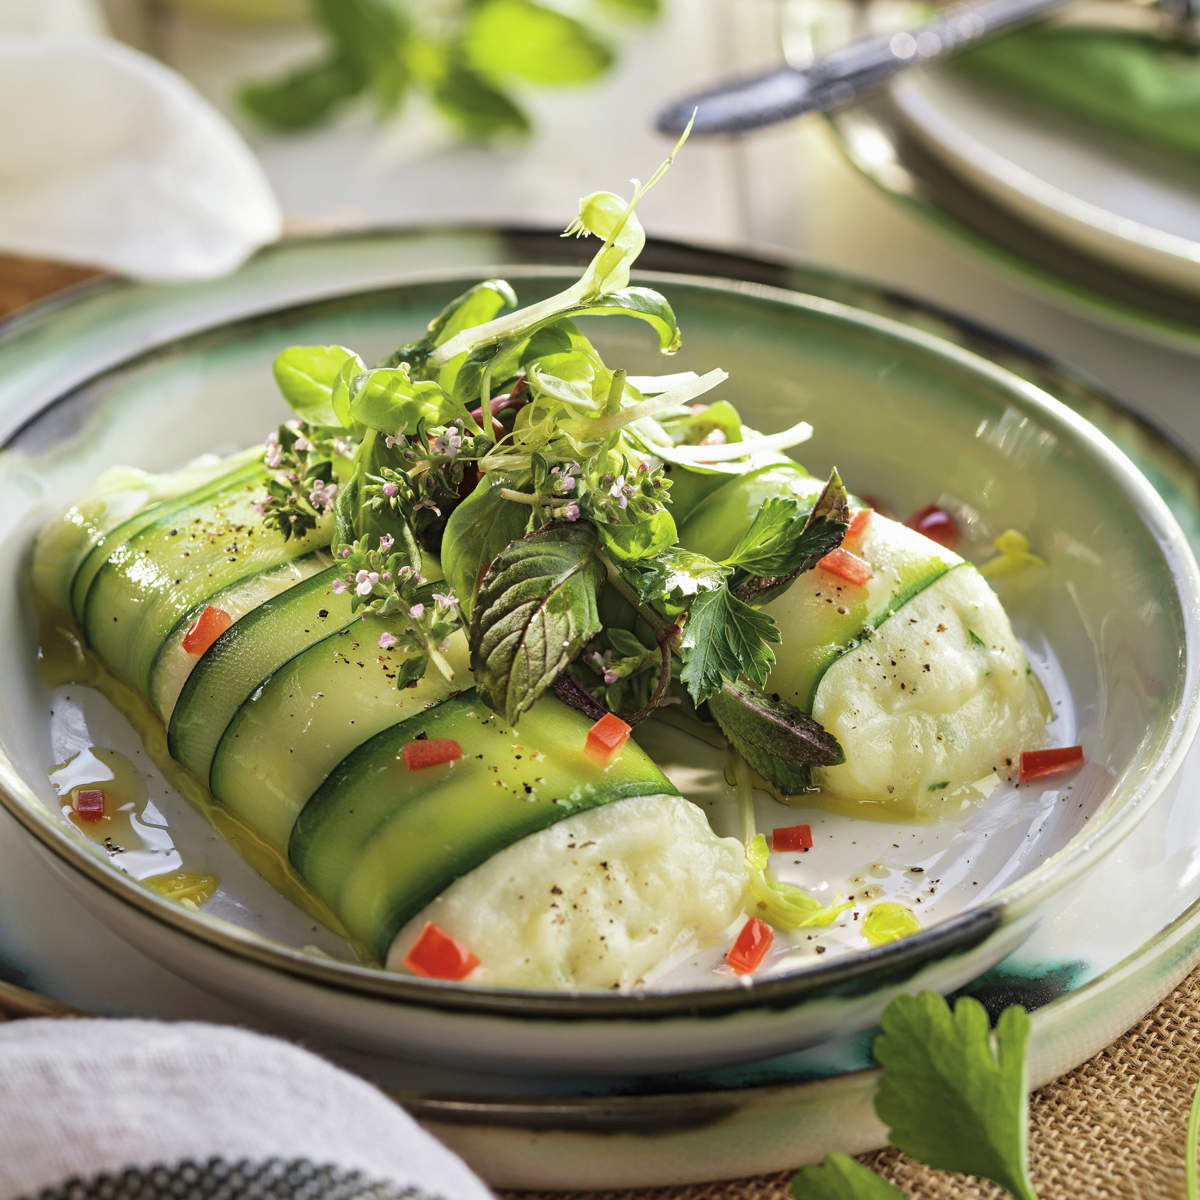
432, 60, 531, 139
595, 0, 661, 17
238, 56, 361, 130
465, 0, 614, 84
315, 0, 410, 109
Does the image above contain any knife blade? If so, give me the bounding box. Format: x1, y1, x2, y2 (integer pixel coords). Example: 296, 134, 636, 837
656, 0, 1073, 135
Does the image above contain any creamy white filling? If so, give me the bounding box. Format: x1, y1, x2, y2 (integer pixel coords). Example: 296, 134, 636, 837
811, 566, 1045, 811
388, 793, 748, 991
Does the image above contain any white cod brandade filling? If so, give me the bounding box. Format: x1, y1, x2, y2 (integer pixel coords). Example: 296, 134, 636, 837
810, 566, 1044, 809
388, 793, 748, 990
765, 511, 1045, 811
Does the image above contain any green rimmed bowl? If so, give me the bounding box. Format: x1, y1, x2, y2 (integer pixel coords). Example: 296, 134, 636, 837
0, 230, 1197, 1075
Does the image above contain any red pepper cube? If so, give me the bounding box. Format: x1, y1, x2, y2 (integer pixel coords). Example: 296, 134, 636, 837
771, 823, 813, 852
182, 606, 232, 656
907, 504, 960, 550
1019, 745, 1084, 783
586, 713, 632, 765
818, 547, 873, 587
403, 922, 480, 980
74, 788, 106, 823
726, 917, 773, 975
402, 738, 463, 771
844, 508, 872, 546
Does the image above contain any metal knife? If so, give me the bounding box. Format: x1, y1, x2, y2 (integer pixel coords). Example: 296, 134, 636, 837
656, 0, 1074, 135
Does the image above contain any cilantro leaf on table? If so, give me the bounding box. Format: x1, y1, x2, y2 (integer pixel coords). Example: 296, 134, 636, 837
873, 994, 1038, 1200
469, 522, 604, 723
789, 1154, 906, 1200
678, 584, 779, 706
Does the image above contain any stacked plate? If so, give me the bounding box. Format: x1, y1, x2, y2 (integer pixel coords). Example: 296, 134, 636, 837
2, 231, 1200, 1188
789, 2, 1200, 341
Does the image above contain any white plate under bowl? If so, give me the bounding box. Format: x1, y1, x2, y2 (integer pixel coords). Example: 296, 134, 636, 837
0, 232, 1198, 1078
888, 67, 1200, 297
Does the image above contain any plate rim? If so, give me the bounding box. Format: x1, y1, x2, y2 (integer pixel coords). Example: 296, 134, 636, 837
887, 73, 1200, 292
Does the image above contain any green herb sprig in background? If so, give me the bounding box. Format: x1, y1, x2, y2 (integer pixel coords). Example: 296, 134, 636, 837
240, 0, 659, 139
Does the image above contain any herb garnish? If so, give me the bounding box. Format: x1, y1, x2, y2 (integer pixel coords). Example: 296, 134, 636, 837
262, 137, 847, 801
791, 993, 1040, 1200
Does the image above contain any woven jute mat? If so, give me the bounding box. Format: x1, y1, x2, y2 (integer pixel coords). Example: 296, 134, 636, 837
503, 968, 1200, 1200
5, 258, 1198, 1200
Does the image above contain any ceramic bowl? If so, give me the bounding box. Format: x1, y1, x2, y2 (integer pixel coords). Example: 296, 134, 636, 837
1, 245, 1197, 1074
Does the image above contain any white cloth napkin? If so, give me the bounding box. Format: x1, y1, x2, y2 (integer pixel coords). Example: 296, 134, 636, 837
0, 1018, 494, 1200
0, 32, 281, 281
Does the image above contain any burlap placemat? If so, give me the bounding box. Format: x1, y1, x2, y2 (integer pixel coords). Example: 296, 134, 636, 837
503, 968, 1200, 1199
4, 258, 1196, 1200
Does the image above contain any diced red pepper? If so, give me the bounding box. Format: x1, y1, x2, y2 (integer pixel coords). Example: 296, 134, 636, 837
771, 823, 813, 852
1019, 745, 1084, 782
586, 712, 632, 765
74, 788, 106, 823
726, 917, 773, 975
403, 922, 480, 980
402, 738, 463, 771
844, 508, 872, 546
818, 547, 873, 586
182, 606, 232, 656
907, 504, 960, 550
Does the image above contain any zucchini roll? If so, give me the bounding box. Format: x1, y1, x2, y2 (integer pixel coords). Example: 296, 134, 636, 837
676, 462, 1045, 812
33, 455, 749, 987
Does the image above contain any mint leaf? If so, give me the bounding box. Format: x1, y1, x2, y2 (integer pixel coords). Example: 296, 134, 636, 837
465, 0, 614, 84
874, 995, 1038, 1200
708, 678, 842, 793
273, 345, 362, 428
725, 469, 849, 581
470, 522, 603, 722
679, 585, 778, 706
790, 1154, 905, 1200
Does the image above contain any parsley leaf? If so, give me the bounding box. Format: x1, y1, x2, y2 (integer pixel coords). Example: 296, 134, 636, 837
678, 584, 779, 706
789, 1154, 905, 1200
726, 470, 849, 603
873, 994, 1038, 1200
469, 522, 603, 722
632, 547, 729, 606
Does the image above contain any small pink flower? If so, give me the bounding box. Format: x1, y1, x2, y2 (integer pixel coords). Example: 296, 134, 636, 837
383, 482, 400, 498
379, 533, 395, 552
355, 569, 379, 597
378, 631, 398, 650
408, 603, 425, 620
331, 578, 348, 595
603, 668, 619, 685
563, 502, 581, 522
294, 436, 312, 453
340, 547, 351, 558
432, 591, 459, 611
